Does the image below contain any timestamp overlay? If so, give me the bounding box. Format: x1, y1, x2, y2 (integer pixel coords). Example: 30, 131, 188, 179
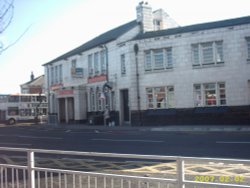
185, 160, 250, 187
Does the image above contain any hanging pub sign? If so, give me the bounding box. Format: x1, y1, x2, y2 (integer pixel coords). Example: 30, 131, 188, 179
71, 67, 84, 78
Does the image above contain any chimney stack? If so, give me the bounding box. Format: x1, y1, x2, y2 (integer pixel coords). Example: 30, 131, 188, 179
136, 1, 153, 33
30, 71, 34, 81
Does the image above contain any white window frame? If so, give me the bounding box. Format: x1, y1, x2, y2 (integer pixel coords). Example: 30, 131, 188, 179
193, 82, 226, 107
59, 65, 63, 83
246, 37, 250, 61
96, 87, 104, 111
88, 54, 93, 77
144, 48, 173, 72
94, 52, 99, 75
100, 50, 106, 74
51, 67, 54, 85
121, 54, 126, 75
192, 41, 224, 67
146, 86, 175, 109
55, 66, 58, 83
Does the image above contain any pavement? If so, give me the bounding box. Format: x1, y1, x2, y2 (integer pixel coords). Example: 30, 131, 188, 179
36, 123, 250, 132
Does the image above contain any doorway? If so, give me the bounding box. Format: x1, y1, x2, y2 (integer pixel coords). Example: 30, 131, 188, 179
120, 89, 130, 125
58, 98, 66, 123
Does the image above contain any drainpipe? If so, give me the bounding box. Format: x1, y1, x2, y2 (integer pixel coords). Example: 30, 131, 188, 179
46, 65, 51, 124
134, 44, 142, 126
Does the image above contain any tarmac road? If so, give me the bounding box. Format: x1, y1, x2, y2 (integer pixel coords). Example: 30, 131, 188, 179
0, 125, 250, 159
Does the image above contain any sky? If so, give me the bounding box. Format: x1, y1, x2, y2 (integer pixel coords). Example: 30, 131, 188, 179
0, 0, 249, 94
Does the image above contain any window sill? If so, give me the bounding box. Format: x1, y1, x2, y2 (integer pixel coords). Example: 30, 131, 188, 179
145, 67, 174, 74
193, 62, 224, 69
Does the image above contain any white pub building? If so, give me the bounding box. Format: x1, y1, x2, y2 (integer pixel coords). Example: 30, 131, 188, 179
43, 2, 250, 126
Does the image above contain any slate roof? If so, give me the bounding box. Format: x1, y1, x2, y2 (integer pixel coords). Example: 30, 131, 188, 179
44, 20, 138, 65
20, 75, 44, 86
134, 16, 250, 40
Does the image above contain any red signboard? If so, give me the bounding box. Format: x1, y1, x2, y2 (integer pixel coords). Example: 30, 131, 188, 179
88, 75, 107, 83
57, 89, 74, 96
50, 83, 63, 90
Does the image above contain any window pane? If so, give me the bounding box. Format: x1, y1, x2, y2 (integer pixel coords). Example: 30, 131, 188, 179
88, 55, 93, 76
153, 49, 164, 69
145, 51, 152, 71
167, 86, 174, 108
94, 52, 99, 74
8, 107, 19, 115
215, 41, 223, 62
194, 84, 202, 106
21, 96, 31, 102
247, 38, 250, 59
8, 96, 19, 102
219, 82, 226, 105
121, 54, 126, 75
204, 83, 216, 106
155, 87, 166, 108
166, 48, 173, 68
100, 50, 106, 74
192, 44, 199, 65
202, 42, 213, 64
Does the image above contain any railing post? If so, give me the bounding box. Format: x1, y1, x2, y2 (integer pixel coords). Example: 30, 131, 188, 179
27, 150, 35, 188
177, 158, 185, 188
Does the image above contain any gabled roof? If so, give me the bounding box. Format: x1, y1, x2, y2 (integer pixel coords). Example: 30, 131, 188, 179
20, 75, 44, 87
134, 16, 250, 40
43, 20, 138, 66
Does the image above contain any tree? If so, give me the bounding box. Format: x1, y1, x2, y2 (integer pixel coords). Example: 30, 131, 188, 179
0, 0, 14, 53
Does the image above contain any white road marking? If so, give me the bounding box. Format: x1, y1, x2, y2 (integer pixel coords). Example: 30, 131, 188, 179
216, 141, 250, 144
91, 138, 164, 143
18, 135, 63, 140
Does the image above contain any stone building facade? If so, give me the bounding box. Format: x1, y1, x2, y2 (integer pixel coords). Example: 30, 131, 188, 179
43, 2, 250, 125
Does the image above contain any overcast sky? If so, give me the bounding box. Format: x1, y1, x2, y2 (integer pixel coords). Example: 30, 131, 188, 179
0, 0, 249, 94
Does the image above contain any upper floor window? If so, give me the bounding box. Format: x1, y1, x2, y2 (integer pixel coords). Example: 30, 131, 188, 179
55, 66, 58, 83
59, 65, 63, 83
51, 67, 54, 85
71, 59, 77, 68
192, 41, 223, 67
194, 82, 226, 107
100, 50, 106, 74
88, 51, 107, 77
121, 54, 126, 75
94, 52, 99, 74
146, 86, 175, 109
246, 37, 250, 61
144, 47, 173, 72
88, 54, 93, 77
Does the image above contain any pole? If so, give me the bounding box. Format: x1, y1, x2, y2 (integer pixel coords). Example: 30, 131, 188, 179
27, 151, 35, 188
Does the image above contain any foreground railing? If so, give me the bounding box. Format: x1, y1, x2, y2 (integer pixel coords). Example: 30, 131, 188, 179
0, 147, 249, 188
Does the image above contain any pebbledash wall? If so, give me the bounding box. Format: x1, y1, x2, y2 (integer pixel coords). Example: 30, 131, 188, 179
43, 2, 250, 126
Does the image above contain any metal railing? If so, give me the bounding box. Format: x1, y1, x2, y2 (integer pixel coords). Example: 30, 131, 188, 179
0, 147, 249, 188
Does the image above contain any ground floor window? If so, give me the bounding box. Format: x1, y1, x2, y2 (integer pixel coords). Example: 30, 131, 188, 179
146, 86, 175, 109
88, 86, 114, 112
194, 82, 226, 107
